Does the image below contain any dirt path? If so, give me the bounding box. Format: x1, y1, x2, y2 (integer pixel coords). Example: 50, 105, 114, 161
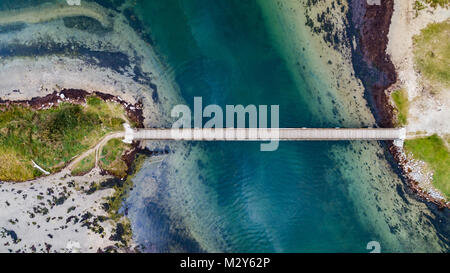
68, 131, 125, 170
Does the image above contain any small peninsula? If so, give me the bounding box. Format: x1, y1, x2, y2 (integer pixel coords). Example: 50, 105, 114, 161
0, 90, 142, 182
0, 0, 177, 252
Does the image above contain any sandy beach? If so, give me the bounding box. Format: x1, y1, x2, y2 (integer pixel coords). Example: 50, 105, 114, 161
0, 0, 183, 252
0, 168, 120, 252
0, 0, 183, 127
0, 1, 112, 28
260, 0, 377, 129
0, 0, 448, 253
258, 0, 449, 251
387, 0, 450, 136
387, 0, 449, 204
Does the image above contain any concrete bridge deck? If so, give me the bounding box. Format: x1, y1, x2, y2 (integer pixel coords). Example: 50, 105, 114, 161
123, 127, 406, 142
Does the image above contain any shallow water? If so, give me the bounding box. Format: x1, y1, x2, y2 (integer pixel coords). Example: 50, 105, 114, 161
0, 0, 446, 252
124, 0, 449, 252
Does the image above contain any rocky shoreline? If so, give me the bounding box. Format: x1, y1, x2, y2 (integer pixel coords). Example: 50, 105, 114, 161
349, 0, 448, 209
0, 89, 146, 180
349, 0, 396, 127
0, 89, 152, 252
0, 86, 179, 252
0, 89, 144, 128
0, 0, 185, 252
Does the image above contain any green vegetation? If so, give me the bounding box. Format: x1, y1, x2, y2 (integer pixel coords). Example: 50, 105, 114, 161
424, 0, 449, 8
0, 95, 127, 181
71, 152, 95, 176
413, 20, 450, 93
414, 1, 427, 13
106, 153, 147, 221
103, 154, 147, 249
99, 138, 131, 179
445, 134, 450, 144
391, 89, 410, 126
414, 0, 449, 14
404, 134, 450, 199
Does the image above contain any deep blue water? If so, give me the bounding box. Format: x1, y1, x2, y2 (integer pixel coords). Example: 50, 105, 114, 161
119, 0, 448, 252
126, 0, 380, 252
0, 0, 447, 253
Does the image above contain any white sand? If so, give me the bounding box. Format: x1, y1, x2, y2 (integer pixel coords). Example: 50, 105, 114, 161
0, 1, 183, 127
0, 168, 120, 252
0, 0, 184, 252
0, 1, 112, 28
387, 0, 450, 136
387, 0, 449, 202
1, 0, 447, 253
260, 0, 448, 252
260, 0, 376, 128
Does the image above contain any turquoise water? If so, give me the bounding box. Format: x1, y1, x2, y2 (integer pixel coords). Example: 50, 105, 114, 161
123, 0, 448, 252
0, 0, 446, 253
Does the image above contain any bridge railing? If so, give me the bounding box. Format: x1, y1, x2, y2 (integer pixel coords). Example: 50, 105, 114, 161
130, 128, 406, 141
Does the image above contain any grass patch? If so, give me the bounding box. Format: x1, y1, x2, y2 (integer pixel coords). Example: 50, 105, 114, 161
391, 89, 409, 126
106, 153, 147, 221
413, 19, 450, 93
105, 154, 148, 248
71, 152, 95, 176
99, 138, 130, 179
414, 0, 449, 13
404, 134, 450, 199
444, 134, 450, 145
0, 95, 127, 181
0, 149, 37, 181
414, 1, 427, 15
424, 0, 449, 8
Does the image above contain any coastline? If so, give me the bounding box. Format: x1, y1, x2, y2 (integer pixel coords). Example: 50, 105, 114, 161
0, 89, 150, 252
0, 89, 144, 128
0, 0, 211, 253
349, 0, 449, 208
0, 0, 185, 252
260, 0, 449, 251
0, 89, 144, 180
0, 0, 448, 253
0, 2, 112, 28
387, 0, 449, 207
367, 0, 450, 208
348, 0, 396, 127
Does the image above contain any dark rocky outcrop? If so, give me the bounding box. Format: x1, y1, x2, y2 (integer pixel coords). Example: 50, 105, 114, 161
348, 0, 396, 127
348, 1, 449, 210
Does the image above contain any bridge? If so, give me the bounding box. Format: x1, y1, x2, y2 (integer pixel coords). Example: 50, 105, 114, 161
123, 126, 406, 145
